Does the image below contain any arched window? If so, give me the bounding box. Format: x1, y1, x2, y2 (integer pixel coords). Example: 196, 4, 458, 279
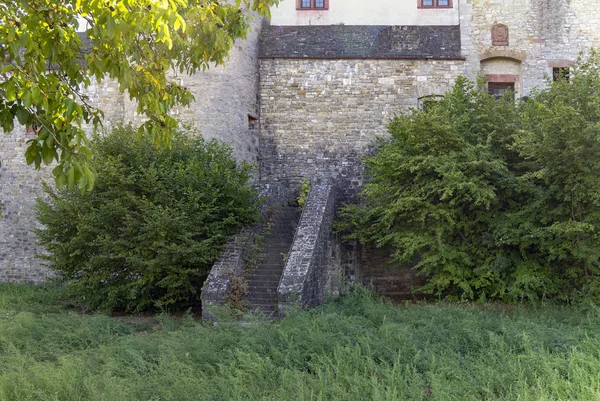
418, 95, 444, 111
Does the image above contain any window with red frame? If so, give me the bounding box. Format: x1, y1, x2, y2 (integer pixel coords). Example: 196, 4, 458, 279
419, 0, 452, 8
297, 0, 328, 10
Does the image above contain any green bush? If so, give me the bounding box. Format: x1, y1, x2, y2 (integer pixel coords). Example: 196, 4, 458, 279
36, 125, 259, 312
339, 52, 600, 303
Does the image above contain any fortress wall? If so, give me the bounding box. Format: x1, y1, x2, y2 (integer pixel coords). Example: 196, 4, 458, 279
0, 17, 264, 283
258, 58, 466, 198
0, 79, 127, 283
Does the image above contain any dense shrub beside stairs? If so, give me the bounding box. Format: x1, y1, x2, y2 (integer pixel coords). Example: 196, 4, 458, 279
36, 125, 259, 312
338, 52, 600, 304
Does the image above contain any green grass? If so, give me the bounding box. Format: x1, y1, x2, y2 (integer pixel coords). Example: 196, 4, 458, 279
1, 284, 599, 400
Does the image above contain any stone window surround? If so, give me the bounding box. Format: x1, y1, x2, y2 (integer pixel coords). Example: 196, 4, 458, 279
486, 74, 519, 84
417, 0, 453, 9
296, 0, 329, 10
486, 74, 519, 98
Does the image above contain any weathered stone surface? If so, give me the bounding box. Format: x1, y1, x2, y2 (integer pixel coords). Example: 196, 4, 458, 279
460, 0, 600, 95
201, 183, 294, 321
260, 24, 463, 59
341, 243, 428, 301
0, 127, 54, 283
278, 185, 337, 316
258, 58, 466, 200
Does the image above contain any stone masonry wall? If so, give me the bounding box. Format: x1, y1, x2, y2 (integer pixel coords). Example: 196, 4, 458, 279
0, 79, 125, 284
258, 58, 466, 198
0, 127, 53, 283
460, 0, 600, 95
171, 14, 265, 167
1, 17, 265, 283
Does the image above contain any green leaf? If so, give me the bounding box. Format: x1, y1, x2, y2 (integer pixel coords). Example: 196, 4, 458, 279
42, 144, 54, 165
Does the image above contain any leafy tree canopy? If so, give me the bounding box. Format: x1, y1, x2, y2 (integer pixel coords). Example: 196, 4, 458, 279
0, 0, 277, 190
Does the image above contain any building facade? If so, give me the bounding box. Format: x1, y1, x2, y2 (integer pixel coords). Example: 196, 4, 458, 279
1, 0, 599, 294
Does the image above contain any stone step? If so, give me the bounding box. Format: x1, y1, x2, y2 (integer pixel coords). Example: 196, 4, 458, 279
246, 280, 281, 287
247, 271, 283, 277
254, 260, 287, 267
248, 263, 285, 269
246, 274, 281, 280
248, 283, 279, 290
245, 273, 282, 279
247, 292, 279, 299
247, 290, 279, 296
247, 292, 279, 298
247, 270, 284, 277
243, 205, 301, 317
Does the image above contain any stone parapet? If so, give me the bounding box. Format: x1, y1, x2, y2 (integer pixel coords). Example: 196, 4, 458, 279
277, 184, 337, 316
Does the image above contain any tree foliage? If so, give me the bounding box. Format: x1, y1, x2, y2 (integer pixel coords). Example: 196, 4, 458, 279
339, 52, 600, 303
0, 0, 277, 190
36, 125, 259, 312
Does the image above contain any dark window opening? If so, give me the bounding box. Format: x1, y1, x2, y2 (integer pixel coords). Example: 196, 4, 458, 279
248, 114, 258, 130
553, 67, 570, 82
418, 95, 444, 111
488, 82, 515, 99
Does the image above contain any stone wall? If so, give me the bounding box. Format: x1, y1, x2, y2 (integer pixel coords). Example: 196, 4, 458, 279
171, 14, 265, 167
1, 17, 265, 284
0, 79, 124, 284
342, 243, 427, 301
258, 58, 466, 198
0, 127, 53, 283
278, 185, 337, 316
460, 0, 600, 95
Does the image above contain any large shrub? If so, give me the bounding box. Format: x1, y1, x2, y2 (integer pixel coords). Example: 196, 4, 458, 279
339, 52, 600, 303
36, 126, 259, 312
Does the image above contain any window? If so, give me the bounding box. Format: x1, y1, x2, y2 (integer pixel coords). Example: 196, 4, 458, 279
418, 95, 444, 111
553, 67, 570, 82
297, 0, 328, 10
248, 114, 258, 130
418, 0, 452, 8
488, 82, 514, 99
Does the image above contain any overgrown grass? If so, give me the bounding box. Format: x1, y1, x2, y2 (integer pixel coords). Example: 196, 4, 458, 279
1, 284, 599, 400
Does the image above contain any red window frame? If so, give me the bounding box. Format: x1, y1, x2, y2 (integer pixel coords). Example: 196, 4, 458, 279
417, 0, 453, 8
297, 0, 329, 10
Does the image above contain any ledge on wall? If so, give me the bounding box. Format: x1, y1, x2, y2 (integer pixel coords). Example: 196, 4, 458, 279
480, 49, 527, 62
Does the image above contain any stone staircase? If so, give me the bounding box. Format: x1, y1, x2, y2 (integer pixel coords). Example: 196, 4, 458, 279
245, 206, 301, 316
